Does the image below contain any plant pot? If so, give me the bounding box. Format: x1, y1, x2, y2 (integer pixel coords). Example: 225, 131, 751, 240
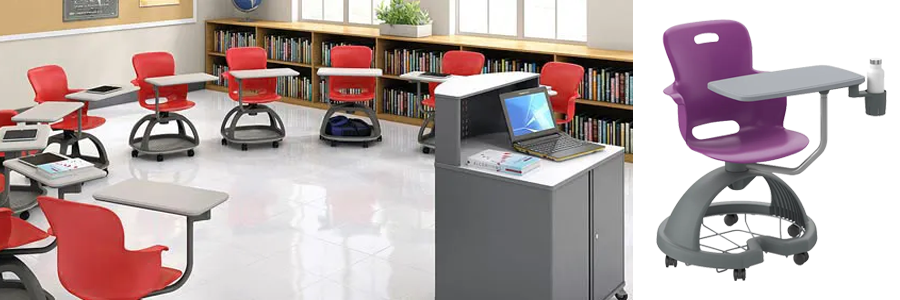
379, 23, 432, 38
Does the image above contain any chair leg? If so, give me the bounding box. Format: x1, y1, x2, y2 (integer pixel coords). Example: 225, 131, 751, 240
418, 112, 435, 144
128, 114, 155, 148
171, 113, 200, 144
319, 103, 344, 137
220, 106, 242, 141
140, 118, 161, 151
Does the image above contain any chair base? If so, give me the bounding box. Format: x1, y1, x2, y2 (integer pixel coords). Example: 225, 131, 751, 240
657, 165, 818, 277
319, 102, 382, 147
0, 257, 54, 300
47, 131, 108, 170
417, 111, 435, 154
0, 180, 46, 221
220, 104, 285, 151
129, 112, 200, 161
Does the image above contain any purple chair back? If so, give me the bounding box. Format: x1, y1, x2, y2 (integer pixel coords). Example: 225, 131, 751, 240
663, 20, 787, 141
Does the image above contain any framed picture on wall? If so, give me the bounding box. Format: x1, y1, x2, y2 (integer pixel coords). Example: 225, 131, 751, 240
140, 0, 179, 7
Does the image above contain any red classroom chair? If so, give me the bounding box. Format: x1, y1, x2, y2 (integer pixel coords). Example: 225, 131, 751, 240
38, 196, 182, 300
319, 45, 382, 148
539, 62, 585, 125
131, 52, 201, 162
419, 50, 484, 154
221, 47, 286, 151
1, 175, 55, 299
27, 65, 109, 169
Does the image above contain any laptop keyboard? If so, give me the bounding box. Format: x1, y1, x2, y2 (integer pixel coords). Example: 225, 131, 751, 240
523, 136, 584, 155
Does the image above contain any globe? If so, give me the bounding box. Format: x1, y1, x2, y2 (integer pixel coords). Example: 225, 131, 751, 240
232, 0, 262, 13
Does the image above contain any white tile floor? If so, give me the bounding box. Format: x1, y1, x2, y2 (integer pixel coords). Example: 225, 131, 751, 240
6, 90, 632, 300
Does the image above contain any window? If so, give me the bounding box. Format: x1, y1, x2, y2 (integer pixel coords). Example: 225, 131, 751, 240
458, 0, 587, 42
301, 0, 386, 25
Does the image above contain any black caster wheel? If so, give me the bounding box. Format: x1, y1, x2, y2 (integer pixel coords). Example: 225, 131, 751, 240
788, 224, 802, 238
330, 141, 337, 147
362, 143, 369, 148
615, 292, 628, 300
221, 138, 228, 146
793, 252, 809, 266
422, 147, 431, 154
377, 136, 383, 142
733, 269, 746, 281
272, 141, 280, 148
724, 214, 739, 226
241, 144, 248, 151
131, 150, 138, 157
18, 211, 30, 220
665, 256, 677, 268
187, 149, 195, 157
156, 155, 164, 162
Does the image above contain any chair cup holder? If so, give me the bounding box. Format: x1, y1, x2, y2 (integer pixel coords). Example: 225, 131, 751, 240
865, 90, 886, 116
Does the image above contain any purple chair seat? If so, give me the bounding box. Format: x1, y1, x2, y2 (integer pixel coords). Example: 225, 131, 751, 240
687, 128, 809, 164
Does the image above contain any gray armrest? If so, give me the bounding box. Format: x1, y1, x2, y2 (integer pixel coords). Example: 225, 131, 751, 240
708, 66, 864, 101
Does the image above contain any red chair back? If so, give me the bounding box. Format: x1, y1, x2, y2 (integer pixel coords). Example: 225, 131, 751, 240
27, 65, 88, 116
38, 196, 161, 299
226, 47, 276, 97
0, 110, 17, 128
0, 205, 11, 250
329, 46, 376, 98
540, 62, 584, 123
132, 52, 189, 106
428, 50, 485, 98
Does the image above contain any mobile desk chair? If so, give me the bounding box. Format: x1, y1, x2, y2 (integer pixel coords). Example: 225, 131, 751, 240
659, 20, 886, 281
317, 45, 383, 148
221, 47, 297, 151
27, 65, 111, 170
131, 52, 204, 162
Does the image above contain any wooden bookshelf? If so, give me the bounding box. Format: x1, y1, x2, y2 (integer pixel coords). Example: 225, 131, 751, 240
205, 18, 633, 163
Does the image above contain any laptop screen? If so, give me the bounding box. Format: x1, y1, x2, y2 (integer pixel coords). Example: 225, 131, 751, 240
503, 90, 556, 139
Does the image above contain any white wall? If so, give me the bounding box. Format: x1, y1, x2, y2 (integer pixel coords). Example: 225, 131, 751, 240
419, 0, 454, 35
238, 0, 295, 22
587, 0, 633, 51
0, 0, 233, 110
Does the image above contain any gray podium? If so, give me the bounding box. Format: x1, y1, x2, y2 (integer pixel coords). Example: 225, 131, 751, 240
434, 72, 628, 300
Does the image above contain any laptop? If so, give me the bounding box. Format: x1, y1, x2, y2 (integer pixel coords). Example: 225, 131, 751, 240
499, 87, 605, 161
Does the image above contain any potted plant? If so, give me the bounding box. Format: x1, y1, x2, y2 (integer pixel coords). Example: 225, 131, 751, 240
376, 0, 432, 38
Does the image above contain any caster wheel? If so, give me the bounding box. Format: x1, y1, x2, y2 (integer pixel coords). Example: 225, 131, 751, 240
18, 211, 30, 220
788, 224, 802, 238
241, 144, 248, 151
273, 141, 280, 148
131, 150, 138, 157
377, 136, 383, 142
187, 149, 195, 157
733, 269, 746, 281
665, 256, 677, 268
331, 141, 337, 147
793, 252, 809, 265
615, 292, 628, 300
422, 147, 431, 154
724, 214, 739, 226
362, 143, 369, 148
222, 138, 228, 146
156, 155, 164, 162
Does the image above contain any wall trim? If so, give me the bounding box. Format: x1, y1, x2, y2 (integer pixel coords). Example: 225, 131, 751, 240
0, 0, 198, 43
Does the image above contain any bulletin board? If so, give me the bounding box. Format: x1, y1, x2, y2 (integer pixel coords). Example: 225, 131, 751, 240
0, 0, 195, 41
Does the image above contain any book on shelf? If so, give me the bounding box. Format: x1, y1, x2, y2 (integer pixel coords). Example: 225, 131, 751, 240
383, 88, 433, 119
37, 158, 94, 179
579, 67, 633, 106
320, 42, 375, 67
384, 49, 444, 75
211, 64, 230, 87
466, 149, 541, 176
482, 58, 541, 74
562, 115, 632, 154
276, 76, 313, 101
264, 35, 312, 64
213, 30, 257, 53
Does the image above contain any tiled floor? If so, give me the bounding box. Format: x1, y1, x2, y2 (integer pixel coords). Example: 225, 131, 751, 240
6, 90, 632, 300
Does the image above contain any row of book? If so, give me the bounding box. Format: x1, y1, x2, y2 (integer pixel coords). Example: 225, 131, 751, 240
382, 88, 433, 119
276, 76, 313, 100
213, 30, 257, 53
383, 49, 443, 75
561, 115, 633, 154
579, 68, 633, 106
264, 35, 313, 64
483, 58, 541, 74
211, 64, 231, 87
321, 42, 375, 67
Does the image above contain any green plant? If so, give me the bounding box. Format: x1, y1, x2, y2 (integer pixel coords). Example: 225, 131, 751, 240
375, 0, 432, 25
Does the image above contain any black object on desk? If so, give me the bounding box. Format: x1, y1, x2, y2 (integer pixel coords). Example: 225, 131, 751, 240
86, 85, 121, 94
2, 129, 38, 142
421, 72, 450, 78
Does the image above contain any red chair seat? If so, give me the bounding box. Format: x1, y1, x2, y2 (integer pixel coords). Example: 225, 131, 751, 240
139, 97, 196, 112
51, 116, 106, 131
329, 90, 375, 102
158, 267, 183, 289
4, 212, 50, 249
422, 97, 435, 108
230, 91, 280, 104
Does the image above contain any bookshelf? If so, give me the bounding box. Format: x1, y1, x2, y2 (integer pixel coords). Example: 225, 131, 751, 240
205, 19, 633, 163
